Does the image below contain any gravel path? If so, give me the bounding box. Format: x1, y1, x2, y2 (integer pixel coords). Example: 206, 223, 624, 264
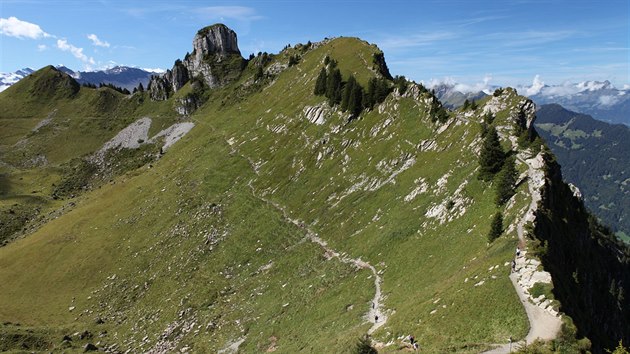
484, 153, 561, 353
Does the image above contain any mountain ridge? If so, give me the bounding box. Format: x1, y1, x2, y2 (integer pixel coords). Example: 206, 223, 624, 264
0, 25, 628, 353
1, 65, 160, 93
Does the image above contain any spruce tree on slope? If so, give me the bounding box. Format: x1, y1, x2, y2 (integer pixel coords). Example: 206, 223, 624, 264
495, 154, 518, 205
488, 212, 503, 242
479, 126, 506, 181
326, 68, 342, 106
314, 67, 327, 95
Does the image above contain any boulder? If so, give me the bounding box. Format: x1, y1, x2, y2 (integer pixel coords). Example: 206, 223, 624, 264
84, 343, 98, 352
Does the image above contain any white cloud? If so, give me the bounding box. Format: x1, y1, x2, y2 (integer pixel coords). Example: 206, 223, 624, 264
536, 82, 581, 97
0, 16, 50, 39
195, 6, 262, 22
378, 31, 456, 50
623, 84, 630, 90
87, 33, 110, 48
37, 44, 47, 51
56, 39, 95, 66
597, 95, 619, 107
576, 80, 611, 91
525, 75, 545, 96
426, 75, 494, 94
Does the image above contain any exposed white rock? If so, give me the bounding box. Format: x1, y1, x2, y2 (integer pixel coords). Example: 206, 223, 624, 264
404, 177, 428, 202
93, 117, 151, 162
149, 122, 195, 151
568, 183, 583, 201
303, 104, 328, 125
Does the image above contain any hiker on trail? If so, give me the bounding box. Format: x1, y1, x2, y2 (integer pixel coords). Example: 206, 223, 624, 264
375, 315, 378, 322
413, 342, 419, 351
372, 302, 375, 309
516, 246, 521, 257
511, 259, 516, 272
409, 335, 415, 345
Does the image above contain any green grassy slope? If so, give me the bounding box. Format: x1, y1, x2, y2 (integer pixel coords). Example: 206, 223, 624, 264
0, 38, 535, 352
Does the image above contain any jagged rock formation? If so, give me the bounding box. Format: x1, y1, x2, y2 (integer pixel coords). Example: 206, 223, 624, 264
148, 24, 245, 101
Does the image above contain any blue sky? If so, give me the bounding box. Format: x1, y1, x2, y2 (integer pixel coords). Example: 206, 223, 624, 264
1, 0, 628, 87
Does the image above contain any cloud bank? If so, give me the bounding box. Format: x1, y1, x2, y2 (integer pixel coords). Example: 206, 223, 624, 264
0, 16, 50, 39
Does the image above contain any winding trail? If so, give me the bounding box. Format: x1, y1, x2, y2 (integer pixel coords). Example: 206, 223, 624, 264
220, 117, 389, 334
247, 181, 388, 334
484, 154, 561, 353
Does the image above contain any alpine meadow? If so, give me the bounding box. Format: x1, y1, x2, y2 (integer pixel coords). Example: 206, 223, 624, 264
0, 23, 628, 354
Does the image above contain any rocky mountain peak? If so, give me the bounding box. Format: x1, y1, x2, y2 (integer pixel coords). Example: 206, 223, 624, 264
148, 23, 245, 102
192, 24, 241, 58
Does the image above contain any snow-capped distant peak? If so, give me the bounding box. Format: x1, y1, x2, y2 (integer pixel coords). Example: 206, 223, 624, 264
0, 68, 36, 92
576, 80, 614, 92
141, 67, 166, 74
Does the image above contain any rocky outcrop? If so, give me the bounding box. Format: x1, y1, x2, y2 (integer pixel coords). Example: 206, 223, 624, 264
303, 104, 329, 125
148, 24, 244, 101
148, 76, 170, 101
169, 61, 190, 92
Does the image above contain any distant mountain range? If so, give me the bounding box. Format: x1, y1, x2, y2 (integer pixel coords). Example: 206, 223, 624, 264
431, 80, 630, 126
0, 66, 163, 92
527, 80, 629, 126
535, 104, 630, 241
0, 68, 34, 92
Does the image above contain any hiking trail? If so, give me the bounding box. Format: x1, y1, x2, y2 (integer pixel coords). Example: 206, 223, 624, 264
247, 181, 388, 334
220, 128, 389, 335
484, 153, 562, 353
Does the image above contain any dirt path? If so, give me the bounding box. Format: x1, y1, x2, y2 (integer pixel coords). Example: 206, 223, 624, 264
247, 181, 388, 334
484, 154, 561, 353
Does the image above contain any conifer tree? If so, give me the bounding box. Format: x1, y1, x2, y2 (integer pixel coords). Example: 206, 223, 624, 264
326, 68, 342, 106
488, 212, 503, 242
314, 67, 327, 95
479, 126, 505, 181
341, 75, 357, 111
348, 81, 364, 117
364, 78, 377, 108
495, 154, 518, 205
138, 82, 144, 92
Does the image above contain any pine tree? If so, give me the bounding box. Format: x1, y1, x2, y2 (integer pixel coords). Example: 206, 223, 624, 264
138, 82, 144, 92
478, 126, 506, 181
488, 212, 503, 242
326, 68, 342, 106
348, 81, 364, 117
314, 67, 327, 95
364, 78, 377, 108
495, 154, 518, 205
374, 78, 391, 104
340, 75, 356, 111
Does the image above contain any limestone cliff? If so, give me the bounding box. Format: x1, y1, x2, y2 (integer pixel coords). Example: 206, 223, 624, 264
148, 24, 245, 101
